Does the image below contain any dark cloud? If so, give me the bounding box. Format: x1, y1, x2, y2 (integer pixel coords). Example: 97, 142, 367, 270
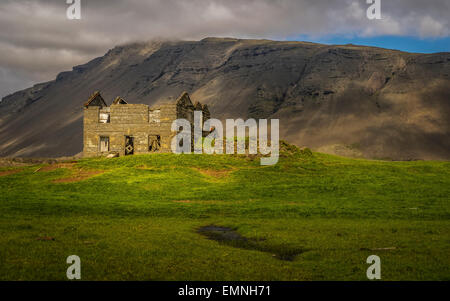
0, 0, 449, 98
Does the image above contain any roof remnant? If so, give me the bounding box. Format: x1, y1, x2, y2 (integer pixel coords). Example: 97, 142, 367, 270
194, 101, 203, 110
112, 96, 128, 105
84, 91, 107, 108
175, 91, 194, 108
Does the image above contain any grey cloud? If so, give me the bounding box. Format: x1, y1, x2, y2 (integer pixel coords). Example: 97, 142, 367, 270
0, 0, 449, 99
0, 67, 35, 99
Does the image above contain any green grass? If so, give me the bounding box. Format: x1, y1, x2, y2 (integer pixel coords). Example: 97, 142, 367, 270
0, 147, 449, 280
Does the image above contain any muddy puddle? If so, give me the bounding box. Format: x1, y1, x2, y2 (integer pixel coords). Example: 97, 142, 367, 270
197, 225, 305, 261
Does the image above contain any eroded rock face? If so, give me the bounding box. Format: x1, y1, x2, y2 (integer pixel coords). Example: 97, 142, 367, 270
0, 38, 449, 160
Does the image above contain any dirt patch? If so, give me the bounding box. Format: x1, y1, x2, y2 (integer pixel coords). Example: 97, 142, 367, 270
360, 247, 397, 251
197, 225, 305, 261
136, 165, 163, 171
0, 157, 79, 167
0, 159, 32, 167
36, 236, 55, 241
52, 169, 103, 183
193, 168, 234, 179
39, 163, 76, 172
32, 161, 102, 183
0, 169, 23, 176
173, 200, 227, 204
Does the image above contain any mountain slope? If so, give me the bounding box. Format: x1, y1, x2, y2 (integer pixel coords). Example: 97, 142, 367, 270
0, 37, 449, 159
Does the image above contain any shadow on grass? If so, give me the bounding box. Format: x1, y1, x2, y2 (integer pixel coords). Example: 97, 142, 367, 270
197, 225, 305, 261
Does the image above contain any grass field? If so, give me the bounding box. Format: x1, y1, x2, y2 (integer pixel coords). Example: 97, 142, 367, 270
0, 144, 449, 280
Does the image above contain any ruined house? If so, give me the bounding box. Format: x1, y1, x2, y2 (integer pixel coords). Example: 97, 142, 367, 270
83, 91, 210, 157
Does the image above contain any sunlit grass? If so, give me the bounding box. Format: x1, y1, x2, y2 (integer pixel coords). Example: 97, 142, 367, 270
0, 148, 449, 280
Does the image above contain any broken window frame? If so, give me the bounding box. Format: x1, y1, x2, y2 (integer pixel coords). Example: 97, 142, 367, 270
99, 136, 110, 152
149, 109, 161, 124
99, 108, 110, 123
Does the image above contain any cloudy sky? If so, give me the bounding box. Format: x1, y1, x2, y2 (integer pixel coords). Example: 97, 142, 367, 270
0, 0, 449, 99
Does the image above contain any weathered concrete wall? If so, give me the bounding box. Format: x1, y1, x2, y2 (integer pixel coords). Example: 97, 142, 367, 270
110, 104, 148, 124
83, 92, 206, 158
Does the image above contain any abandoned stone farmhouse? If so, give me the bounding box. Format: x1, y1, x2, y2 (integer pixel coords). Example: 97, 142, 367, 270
83, 91, 210, 157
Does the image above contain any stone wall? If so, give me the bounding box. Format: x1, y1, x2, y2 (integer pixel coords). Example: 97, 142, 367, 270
83, 92, 205, 157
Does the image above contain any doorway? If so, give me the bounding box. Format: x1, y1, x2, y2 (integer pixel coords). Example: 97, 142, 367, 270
125, 136, 134, 155
99, 136, 110, 152
149, 135, 161, 152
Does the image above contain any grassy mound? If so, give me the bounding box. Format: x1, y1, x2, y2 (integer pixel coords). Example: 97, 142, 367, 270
0, 146, 449, 280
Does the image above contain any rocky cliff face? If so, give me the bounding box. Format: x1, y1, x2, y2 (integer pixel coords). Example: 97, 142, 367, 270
0, 37, 449, 159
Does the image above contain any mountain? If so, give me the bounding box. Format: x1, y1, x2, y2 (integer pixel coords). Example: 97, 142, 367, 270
0, 37, 449, 159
